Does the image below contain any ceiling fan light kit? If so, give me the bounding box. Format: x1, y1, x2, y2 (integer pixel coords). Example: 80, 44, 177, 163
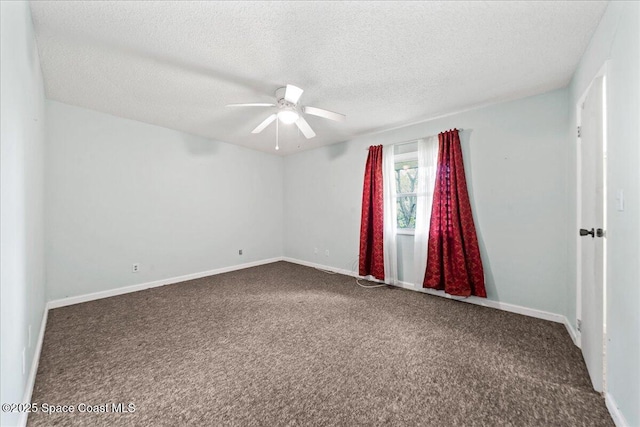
227, 84, 346, 149
277, 109, 299, 124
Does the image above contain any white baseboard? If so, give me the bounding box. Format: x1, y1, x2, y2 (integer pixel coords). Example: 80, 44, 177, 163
46, 255, 567, 327
282, 257, 358, 278
563, 317, 580, 347
283, 257, 567, 324
395, 280, 566, 324
606, 392, 630, 427
19, 307, 48, 427
47, 257, 284, 309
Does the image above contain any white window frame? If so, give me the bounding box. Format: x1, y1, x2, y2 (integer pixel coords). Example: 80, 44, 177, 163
394, 151, 418, 235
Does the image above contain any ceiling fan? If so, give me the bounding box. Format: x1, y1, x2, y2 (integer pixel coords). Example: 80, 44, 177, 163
226, 84, 346, 140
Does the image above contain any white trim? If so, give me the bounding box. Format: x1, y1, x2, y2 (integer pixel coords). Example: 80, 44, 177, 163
564, 317, 580, 347
394, 280, 565, 323
605, 392, 630, 427
19, 307, 48, 427
47, 257, 283, 309
394, 151, 418, 162
396, 228, 415, 236
283, 257, 566, 324
282, 257, 357, 278
576, 81, 584, 348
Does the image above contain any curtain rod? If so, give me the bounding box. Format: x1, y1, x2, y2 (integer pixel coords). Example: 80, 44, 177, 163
364, 129, 463, 150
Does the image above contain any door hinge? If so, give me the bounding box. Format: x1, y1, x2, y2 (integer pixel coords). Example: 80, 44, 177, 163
577, 126, 581, 138
577, 319, 582, 332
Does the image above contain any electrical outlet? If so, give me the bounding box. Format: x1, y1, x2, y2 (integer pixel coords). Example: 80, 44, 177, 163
28, 325, 32, 348
325, 250, 330, 257
132, 263, 140, 273
239, 249, 243, 255
22, 348, 26, 375
314, 247, 318, 255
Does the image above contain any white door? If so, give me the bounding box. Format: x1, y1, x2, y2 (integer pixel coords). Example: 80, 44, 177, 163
579, 76, 605, 392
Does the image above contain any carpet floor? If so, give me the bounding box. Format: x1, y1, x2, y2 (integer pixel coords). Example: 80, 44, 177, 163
29, 261, 612, 426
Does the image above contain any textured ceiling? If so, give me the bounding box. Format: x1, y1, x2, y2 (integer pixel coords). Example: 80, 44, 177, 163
30, 1, 607, 155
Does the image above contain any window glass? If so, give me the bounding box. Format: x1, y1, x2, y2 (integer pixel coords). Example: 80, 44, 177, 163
396, 195, 417, 229
395, 157, 418, 230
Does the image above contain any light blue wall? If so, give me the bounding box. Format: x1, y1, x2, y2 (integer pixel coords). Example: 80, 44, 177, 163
0, 2, 47, 426
284, 88, 570, 316
3, 2, 635, 425
568, 2, 640, 424
45, 101, 284, 300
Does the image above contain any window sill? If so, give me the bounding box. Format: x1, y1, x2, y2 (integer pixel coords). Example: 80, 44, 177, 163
396, 229, 415, 236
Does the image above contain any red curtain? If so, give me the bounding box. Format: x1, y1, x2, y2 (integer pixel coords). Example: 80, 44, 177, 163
359, 145, 385, 280
423, 130, 486, 297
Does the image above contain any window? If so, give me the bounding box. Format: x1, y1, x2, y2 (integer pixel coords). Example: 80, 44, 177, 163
394, 152, 418, 233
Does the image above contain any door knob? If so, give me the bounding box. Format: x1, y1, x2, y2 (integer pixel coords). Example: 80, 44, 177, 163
596, 228, 605, 238
579, 228, 595, 238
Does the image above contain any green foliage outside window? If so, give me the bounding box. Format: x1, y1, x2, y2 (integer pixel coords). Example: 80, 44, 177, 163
395, 159, 418, 229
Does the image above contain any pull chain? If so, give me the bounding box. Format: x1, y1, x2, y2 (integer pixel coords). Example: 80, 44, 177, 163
275, 117, 280, 151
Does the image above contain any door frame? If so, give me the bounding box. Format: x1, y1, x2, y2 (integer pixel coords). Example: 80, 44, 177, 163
575, 61, 608, 390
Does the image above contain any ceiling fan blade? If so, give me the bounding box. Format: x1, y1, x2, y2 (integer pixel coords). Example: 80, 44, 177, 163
226, 103, 275, 107
295, 116, 316, 139
251, 114, 277, 134
284, 84, 304, 104
303, 106, 346, 122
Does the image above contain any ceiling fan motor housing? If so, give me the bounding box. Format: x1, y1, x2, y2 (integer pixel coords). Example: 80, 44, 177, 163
275, 87, 297, 110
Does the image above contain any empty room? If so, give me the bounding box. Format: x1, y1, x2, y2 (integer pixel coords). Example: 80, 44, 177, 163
1, 1, 639, 426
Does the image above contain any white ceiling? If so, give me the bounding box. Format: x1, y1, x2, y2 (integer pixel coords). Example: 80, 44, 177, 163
30, 1, 607, 155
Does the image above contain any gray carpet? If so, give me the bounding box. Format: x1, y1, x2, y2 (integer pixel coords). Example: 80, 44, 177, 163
29, 261, 612, 426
